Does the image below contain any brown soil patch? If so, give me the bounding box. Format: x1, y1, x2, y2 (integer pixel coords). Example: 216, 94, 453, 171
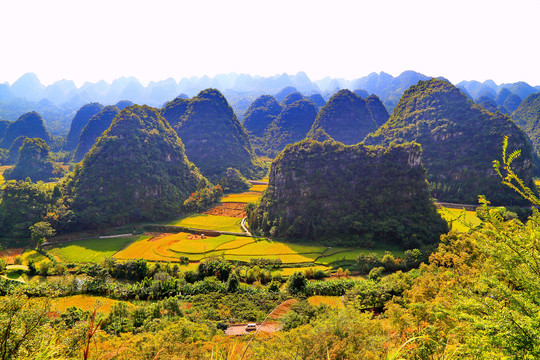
0, 248, 24, 264
203, 202, 247, 218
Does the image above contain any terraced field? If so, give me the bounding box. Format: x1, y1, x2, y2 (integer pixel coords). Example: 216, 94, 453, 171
167, 214, 242, 232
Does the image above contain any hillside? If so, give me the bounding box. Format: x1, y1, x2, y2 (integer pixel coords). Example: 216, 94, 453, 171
365, 79, 535, 205
67, 105, 207, 227
73, 105, 120, 162
0, 112, 53, 149
365, 94, 390, 126
512, 93, 540, 158
307, 90, 380, 145
242, 95, 283, 137
3, 138, 59, 182
64, 103, 104, 151
247, 139, 448, 247
164, 89, 264, 179
262, 98, 318, 157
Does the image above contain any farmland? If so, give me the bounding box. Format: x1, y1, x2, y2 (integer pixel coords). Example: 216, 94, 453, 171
167, 214, 242, 232
46, 236, 137, 263
438, 207, 481, 232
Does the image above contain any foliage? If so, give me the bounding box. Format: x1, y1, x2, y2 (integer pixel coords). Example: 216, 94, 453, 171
219, 167, 251, 193
248, 139, 448, 248
365, 79, 536, 205
30, 221, 55, 250
0, 112, 53, 149
242, 95, 282, 138
261, 97, 318, 157
73, 105, 120, 162
64, 102, 104, 151
0, 179, 53, 238
3, 138, 62, 182
183, 184, 223, 213
161, 89, 265, 180
307, 89, 381, 145
66, 105, 207, 228
286, 271, 307, 294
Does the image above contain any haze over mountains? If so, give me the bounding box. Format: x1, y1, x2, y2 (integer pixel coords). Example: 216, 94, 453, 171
1, 71, 539, 136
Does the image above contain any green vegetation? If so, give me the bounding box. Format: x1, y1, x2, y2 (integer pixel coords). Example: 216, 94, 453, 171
307, 89, 381, 145
67, 105, 207, 228
73, 105, 120, 162
512, 93, 540, 164
261, 97, 318, 157
438, 207, 482, 232
161, 89, 265, 180
47, 236, 136, 263
248, 139, 448, 248
365, 79, 535, 205
64, 102, 104, 151
0, 112, 53, 149
3, 138, 62, 182
242, 95, 282, 137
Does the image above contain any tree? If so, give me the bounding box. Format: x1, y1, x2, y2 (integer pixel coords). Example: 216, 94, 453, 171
287, 271, 307, 294
29, 221, 55, 250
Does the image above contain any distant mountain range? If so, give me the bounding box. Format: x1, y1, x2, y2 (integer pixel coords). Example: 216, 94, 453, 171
0, 71, 539, 135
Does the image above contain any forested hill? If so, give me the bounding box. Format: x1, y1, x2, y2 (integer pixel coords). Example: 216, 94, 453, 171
247, 139, 448, 248
364, 79, 535, 205
161, 89, 265, 180
64, 103, 104, 151
242, 95, 282, 138
73, 105, 120, 162
261, 97, 319, 157
67, 105, 207, 228
0, 111, 53, 149
307, 89, 381, 145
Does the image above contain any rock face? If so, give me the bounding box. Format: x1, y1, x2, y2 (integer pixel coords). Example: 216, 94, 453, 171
64, 103, 104, 151
0, 112, 53, 149
4, 138, 58, 181
262, 98, 319, 157
69, 105, 206, 227
365, 79, 535, 205
73, 105, 120, 162
307, 90, 382, 145
247, 139, 447, 248
242, 95, 283, 138
161, 89, 264, 179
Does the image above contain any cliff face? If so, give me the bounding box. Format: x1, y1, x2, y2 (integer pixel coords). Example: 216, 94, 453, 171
365, 79, 535, 205
247, 139, 447, 248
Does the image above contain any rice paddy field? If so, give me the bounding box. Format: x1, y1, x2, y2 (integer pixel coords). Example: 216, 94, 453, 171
438, 207, 481, 232
47, 295, 135, 313
47, 236, 137, 263
220, 192, 262, 203
307, 296, 345, 308
167, 214, 242, 232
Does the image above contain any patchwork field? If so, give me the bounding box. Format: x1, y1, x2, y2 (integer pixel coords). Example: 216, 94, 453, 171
439, 207, 481, 232
47, 236, 137, 263
167, 214, 242, 232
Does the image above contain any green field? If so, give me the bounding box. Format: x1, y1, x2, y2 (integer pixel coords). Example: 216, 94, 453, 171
439, 207, 481, 232
167, 214, 242, 232
47, 236, 137, 263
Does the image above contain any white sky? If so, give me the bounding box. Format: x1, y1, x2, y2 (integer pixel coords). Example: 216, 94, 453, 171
0, 0, 538, 87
